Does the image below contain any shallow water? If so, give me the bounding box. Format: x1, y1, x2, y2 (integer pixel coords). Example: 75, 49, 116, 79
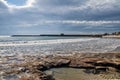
45, 68, 120, 80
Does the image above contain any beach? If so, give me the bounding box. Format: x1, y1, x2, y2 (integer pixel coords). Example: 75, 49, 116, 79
102, 35, 120, 39
0, 37, 120, 80
1, 0, 120, 79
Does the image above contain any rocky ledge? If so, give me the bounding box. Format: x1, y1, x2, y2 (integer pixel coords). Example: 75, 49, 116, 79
1, 52, 120, 80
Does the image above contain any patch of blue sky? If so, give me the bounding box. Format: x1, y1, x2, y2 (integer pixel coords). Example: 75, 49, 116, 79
6, 0, 26, 6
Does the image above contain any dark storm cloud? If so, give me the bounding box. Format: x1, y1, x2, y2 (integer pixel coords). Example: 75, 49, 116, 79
0, 0, 120, 35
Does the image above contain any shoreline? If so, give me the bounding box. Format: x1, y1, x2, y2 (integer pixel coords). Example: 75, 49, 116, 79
1, 52, 120, 80
0, 36, 120, 80
102, 35, 120, 39
0, 38, 120, 57
11, 34, 103, 37
0, 38, 96, 47
11, 33, 120, 39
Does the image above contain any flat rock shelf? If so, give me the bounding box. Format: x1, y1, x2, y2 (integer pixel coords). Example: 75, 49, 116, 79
0, 52, 120, 80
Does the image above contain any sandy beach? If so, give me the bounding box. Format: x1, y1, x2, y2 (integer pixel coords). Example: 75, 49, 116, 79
102, 35, 120, 39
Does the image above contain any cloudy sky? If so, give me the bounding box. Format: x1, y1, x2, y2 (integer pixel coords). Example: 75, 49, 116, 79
0, 0, 120, 35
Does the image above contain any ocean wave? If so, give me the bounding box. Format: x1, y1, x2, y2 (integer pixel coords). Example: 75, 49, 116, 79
0, 38, 97, 47
0, 38, 120, 57
0, 36, 10, 38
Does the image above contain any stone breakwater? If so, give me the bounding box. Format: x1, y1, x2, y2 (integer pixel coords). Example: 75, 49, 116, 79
1, 52, 120, 80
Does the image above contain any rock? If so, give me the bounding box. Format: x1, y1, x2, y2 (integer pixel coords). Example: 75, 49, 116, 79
53, 59, 70, 67
36, 59, 70, 71
37, 64, 48, 71
95, 66, 108, 71
0, 71, 5, 75
69, 59, 95, 69
19, 71, 55, 80
2, 52, 120, 80
40, 75, 55, 80
108, 67, 117, 72
18, 67, 29, 73
93, 66, 108, 74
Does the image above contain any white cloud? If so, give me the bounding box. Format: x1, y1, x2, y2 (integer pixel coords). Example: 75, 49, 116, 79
0, 0, 35, 10
15, 20, 120, 27
1, 0, 120, 14
71, 0, 120, 12
43, 20, 120, 25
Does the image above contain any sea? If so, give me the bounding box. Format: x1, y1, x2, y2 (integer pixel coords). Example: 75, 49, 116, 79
0, 36, 120, 80
0, 36, 120, 57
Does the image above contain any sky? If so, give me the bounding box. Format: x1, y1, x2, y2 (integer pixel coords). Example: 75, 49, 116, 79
0, 0, 120, 35
6, 0, 26, 6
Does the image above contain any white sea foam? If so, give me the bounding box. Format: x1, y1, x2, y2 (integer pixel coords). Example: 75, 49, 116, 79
0, 38, 96, 47
0, 38, 120, 57
0, 36, 10, 38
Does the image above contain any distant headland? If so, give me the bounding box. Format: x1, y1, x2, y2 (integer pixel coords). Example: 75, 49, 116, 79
102, 32, 120, 38
11, 34, 102, 37
11, 32, 120, 38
